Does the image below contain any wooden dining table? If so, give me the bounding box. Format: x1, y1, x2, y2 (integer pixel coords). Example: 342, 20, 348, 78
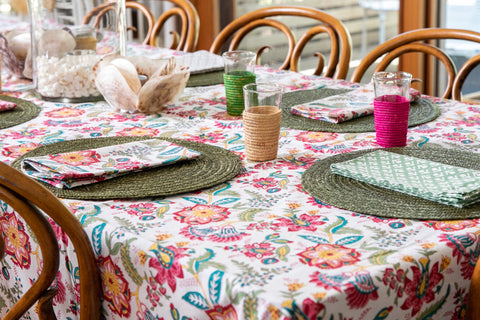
1, 38, 480, 320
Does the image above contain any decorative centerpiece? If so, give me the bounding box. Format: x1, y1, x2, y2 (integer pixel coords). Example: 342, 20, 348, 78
94, 55, 190, 114
27, 0, 127, 102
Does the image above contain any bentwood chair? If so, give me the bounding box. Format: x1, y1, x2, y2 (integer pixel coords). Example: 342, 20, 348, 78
0, 162, 102, 319
469, 259, 480, 319
147, 0, 200, 52
350, 28, 480, 100
83, 1, 155, 45
452, 53, 480, 103
209, 6, 352, 80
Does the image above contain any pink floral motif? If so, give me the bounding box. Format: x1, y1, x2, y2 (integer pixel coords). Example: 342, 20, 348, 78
188, 132, 226, 144
174, 204, 230, 225
0, 212, 31, 268
99, 255, 131, 317
295, 131, 338, 143
49, 149, 101, 166
149, 245, 187, 292
205, 304, 238, 320
400, 261, 443, 317
45, 107, 85, 118
117, 127, 158, 136
122, 203, 158, 217
272, 213, 326, 232
298, 244, 360, 269
243, 242, 275, 259
344, 273, 379, 309
252, 177, 278, 190
5, 129, 48, 139
2, 142, 39, 158
424, 220, 477, 232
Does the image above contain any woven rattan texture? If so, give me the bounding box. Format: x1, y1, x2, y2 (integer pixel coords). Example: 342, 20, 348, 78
281, 88, 441, 133
0, 95, 41, 129
302, 146, 480, 220
12, 136, 242, 200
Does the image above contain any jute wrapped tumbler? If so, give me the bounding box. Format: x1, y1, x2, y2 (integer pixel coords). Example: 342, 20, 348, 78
242, 83, 283, 162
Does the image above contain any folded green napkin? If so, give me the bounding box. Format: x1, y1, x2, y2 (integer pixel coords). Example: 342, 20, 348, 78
330, 150, 480, 208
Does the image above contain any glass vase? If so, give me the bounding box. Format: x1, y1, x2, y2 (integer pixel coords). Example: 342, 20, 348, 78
28, 0, 127, 102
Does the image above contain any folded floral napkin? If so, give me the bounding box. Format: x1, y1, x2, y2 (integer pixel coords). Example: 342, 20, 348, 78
330, 150, 480, 208
0, 100, 17, 111
291, 87, 421, 123
181, 50, 224, 75
21, 139, 201, 189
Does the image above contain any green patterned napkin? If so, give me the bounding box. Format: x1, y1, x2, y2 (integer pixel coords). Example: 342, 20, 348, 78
330, 150, 480, 208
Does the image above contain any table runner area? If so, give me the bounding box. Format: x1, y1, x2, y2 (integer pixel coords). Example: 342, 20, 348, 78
0, 95, 41, 129
302, 146, 480, 219
11, 136, 242, 200
281, 88, 441, 132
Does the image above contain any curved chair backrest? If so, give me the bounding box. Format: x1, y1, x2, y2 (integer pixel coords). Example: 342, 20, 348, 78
0, 162, 102, 320
350, 28, 480, 100
209, 6, 352, 79
148, 0, 200, 52
468, 258, 480, 319
83, 1, 155, 45
452, 53, 480, 102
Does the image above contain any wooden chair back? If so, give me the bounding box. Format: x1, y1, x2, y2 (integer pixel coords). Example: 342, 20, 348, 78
147, 0, 200, 52
468, 258, 480, 319
452, 53, 480, 102
83, 1, 155, 45
0, 162, 102, 320
209, 6, 352, 79
350, 28, 480, 100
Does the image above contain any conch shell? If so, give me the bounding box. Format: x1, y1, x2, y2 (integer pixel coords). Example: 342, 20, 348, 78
94, 55, 190, 114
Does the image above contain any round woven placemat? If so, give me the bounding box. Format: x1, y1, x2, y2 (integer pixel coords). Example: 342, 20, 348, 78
281, 88, 441, 133
187, 71, 224, 87
11, 136, 242, 200
302, 146, 480, 220
0, 95, 41, 129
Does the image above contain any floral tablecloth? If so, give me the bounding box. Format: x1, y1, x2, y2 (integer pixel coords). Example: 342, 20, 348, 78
1, 44, 480, 320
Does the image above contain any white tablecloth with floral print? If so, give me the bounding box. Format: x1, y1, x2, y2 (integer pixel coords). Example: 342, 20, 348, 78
0, 42, 479, 320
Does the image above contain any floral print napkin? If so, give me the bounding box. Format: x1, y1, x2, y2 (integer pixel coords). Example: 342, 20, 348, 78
0, 100, 17, 111
291, 87, 421, 123
21, 139, 202, 189
330, 150, 480, 208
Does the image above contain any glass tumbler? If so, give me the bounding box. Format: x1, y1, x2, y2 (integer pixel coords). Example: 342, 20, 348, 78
28, 0, 127, 102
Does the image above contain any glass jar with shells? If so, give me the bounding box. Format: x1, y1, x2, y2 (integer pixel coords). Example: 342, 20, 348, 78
27, 0, 127, 102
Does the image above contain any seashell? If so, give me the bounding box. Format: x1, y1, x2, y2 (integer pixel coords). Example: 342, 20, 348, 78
109, 57, 142, 94
4, 31, 30, 61
38, 29, 76, 57
126, 55, 168, 78
94, 55, 189, 114
0, 34, 25, 78
95, 64, 138, 112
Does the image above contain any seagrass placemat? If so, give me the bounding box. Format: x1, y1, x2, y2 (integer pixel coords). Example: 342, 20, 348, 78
187, 71, 224, 87
11, 136, 242, 200
302, 146, 480, 220
281, 88, 441, 133
0, 95, 41, 129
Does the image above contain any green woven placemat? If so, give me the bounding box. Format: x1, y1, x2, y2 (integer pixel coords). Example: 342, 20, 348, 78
187, 71, 224, 87
281, 88, 441, 133
11, 136, 242, 200
302, 146, 480, 220
0, 95, 41, 129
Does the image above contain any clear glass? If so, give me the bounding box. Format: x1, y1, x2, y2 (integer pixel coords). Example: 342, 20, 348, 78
373, 71, 412, 100
28, 0, 127, 102
223, 50, 256, 75
243, 83, 283, 112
